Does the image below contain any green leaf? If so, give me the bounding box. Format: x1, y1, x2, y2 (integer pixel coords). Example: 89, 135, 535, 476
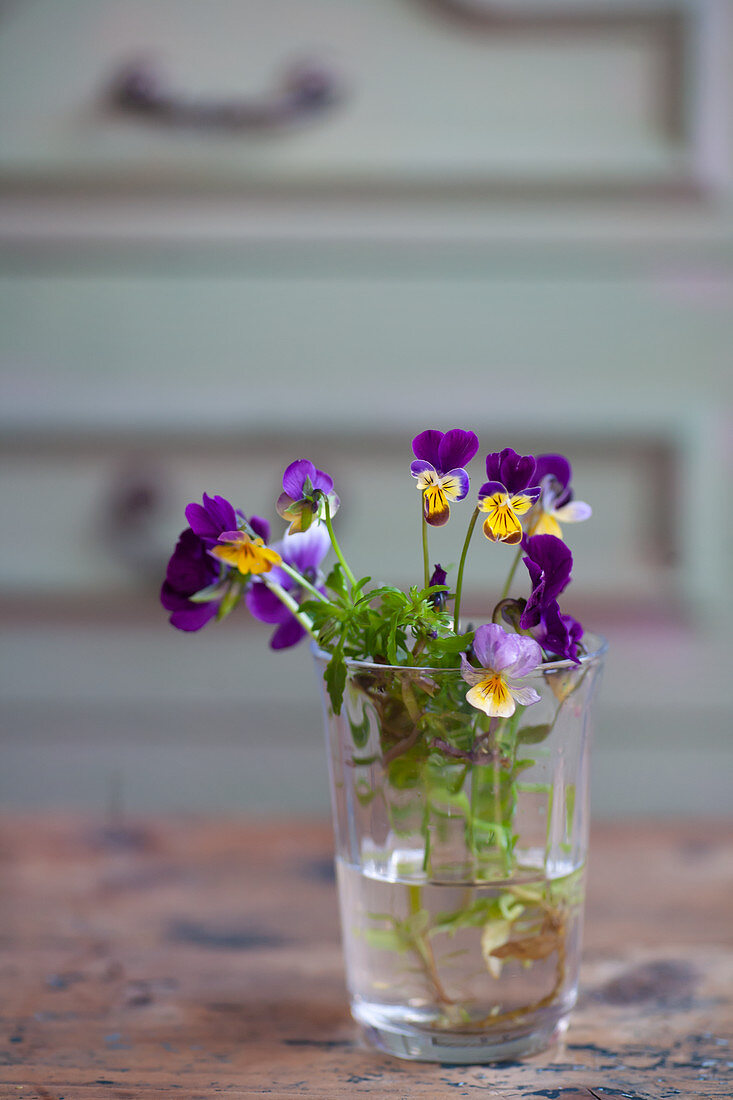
325, 649, 347, 716
325, 563, 348, 601
188, 582, 227, 604
516, 724, 552, 745
362, 928, 408, 953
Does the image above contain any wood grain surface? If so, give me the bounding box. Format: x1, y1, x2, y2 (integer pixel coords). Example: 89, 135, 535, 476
0, 816, 731, 1099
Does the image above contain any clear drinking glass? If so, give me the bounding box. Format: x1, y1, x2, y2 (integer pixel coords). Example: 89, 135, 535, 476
314, 636, 606, 1063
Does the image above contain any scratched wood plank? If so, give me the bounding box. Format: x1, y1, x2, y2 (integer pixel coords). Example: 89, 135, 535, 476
0, 817, 731, 1100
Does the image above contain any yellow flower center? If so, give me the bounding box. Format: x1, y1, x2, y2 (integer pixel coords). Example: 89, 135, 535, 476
211, 535, 282, 577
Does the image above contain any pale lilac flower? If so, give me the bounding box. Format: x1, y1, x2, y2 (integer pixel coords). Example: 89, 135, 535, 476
461, 623, 543, 718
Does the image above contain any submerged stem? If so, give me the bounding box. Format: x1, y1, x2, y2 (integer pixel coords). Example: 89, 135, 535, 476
407, 884, 455, 1006
453, 506, 479, 633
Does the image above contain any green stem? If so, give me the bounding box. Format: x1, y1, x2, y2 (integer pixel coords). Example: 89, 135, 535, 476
421, 496, 430, 589
407, 884, 454, 1006
262, 577, 318, 641
323, 498, 356, 588
453, 507, 479, 633
277, 560, 329, 603
499, 545, 523, 602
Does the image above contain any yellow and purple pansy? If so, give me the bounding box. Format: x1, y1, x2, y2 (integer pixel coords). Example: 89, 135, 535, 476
247, 525, 331, 649
478, 449, 541, 545
276, 459, 339, 534
411, 428, 479, 527
528, 454, 592, 539
460, 623, 542, 718
162, 494, 275, 630
210, 530, 282, 576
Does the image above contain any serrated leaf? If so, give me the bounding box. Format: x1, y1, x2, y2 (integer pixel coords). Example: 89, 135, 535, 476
325, 650, 347, 716
325, 562, 348, 601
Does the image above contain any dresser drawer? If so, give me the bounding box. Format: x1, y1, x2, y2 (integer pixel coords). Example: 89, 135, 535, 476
0, 0, 723, 193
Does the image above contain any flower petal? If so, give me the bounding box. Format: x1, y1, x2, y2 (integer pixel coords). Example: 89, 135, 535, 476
168, 601, 219, 632
424, 483, 451, 526
466, 674, 516, 718
185, 494, 237, 541
270, 616, 306, 650
535, 454, 571, 490
249, 514, 271, 542
529, 511, 562, 538
411, 459, 437, 480
282, 459, 317, 499
520, 534, 573, 628
506, 682, 541, 707
481, 497, 524, 544
460, 652, 486, 685
412, 429, 443, 468
477, 480, 505, 500
277, 524, 331, 573
246, 581, 289, 624
472, 623, 517, 672
510, 487, 541, 513
486, 449, 536, 495
311, 467, 335, 496
437, 429, 479, 473
554, 500, 592, 524
440, 467, 470, 502
503, 634, 543, 677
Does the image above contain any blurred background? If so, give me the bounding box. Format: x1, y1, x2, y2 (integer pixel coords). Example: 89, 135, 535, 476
0, 0, 731, 820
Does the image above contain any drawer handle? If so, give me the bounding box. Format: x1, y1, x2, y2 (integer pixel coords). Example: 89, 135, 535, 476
108, 59, 344, 131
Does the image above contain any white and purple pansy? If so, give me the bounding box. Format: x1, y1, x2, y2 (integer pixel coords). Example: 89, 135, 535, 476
460, 623, 543, 718
411, 428, 479, 527
478, 448, 541, 545
528, 454, 592, 539
246, 525, 331, 649
276, 459, 339, 534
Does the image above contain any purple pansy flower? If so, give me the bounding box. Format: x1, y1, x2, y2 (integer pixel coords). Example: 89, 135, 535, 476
528, 454, 592, 539
477, 448, 541, 545
185, 492, 270, 546
160, 528, 220, 632
460, 623, 542, 717
163, 494, 274, 630
246, 525, 330, 649
534, 602, 584, 664
410, 428, 479, 527
520, 533, 573, 629
428, 562, 449, 609
276, 459, 339, 534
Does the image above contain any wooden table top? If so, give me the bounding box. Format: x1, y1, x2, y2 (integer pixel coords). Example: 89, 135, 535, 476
0, 816, 731, 1100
